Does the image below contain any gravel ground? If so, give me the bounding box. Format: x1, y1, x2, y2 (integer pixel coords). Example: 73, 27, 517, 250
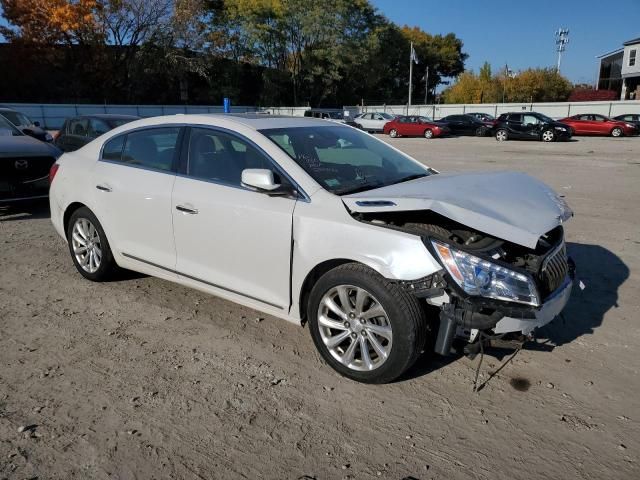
1, 134, 639, 480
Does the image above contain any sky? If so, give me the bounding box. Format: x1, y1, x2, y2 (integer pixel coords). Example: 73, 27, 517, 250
370, 0, 640, 85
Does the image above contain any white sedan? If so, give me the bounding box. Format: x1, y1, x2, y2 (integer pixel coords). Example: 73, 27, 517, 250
49, 114, 574, 383
354, 112, 396, 132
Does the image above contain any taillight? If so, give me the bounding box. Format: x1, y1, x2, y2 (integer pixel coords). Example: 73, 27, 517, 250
49, 163, 60, 184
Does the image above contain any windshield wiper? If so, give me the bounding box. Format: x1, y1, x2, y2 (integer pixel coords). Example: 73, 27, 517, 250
387, 173, 428, 186
335, 181, 384, 195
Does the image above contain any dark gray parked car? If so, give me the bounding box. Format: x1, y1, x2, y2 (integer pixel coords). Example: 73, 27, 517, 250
0, 107, 53, 143
54, 114, 139, 152
0, 116, 61, 203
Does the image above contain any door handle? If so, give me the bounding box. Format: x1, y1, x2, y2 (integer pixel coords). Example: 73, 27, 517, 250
176, 205, 198, 214
96, 184, 112, 192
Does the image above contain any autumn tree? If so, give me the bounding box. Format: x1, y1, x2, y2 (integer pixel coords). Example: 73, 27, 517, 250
0, 0, 101, 45
443, 63, 572, 104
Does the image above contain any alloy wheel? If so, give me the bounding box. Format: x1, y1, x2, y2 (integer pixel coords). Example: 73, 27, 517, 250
612, 127, 622, 137
317, 285, 392, 372
424, 129, 433, 139
71, 218, 102, 274
542, 130, 555, 142
496, 130, 507, 141
389, 129, 398, 138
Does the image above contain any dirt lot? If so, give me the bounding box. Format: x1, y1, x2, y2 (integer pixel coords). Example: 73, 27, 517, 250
1, 135, 639, 480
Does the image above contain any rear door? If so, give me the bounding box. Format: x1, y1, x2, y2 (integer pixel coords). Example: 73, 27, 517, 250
572, 115, 591, 134
92, 126, 183, 270
171, 127, 297, 310
505, 114, 525, 138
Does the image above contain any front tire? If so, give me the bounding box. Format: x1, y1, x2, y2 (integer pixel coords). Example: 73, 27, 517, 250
611, 127, 623, 137
541, 129, 555, 142
389, 129, 398, 138
307, 263, 429, 383
475, 126, 486, 137
67, 207, 118, 281
424, 129, 433, 139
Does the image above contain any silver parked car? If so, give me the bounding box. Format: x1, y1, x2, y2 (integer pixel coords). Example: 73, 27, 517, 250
354, 112, 396, 133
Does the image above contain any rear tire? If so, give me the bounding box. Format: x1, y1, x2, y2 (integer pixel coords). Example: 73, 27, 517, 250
495, 129, 508, 141
307, 263, 429, 384
611, 127, 623, 137
389, 129, 398, 138
67, 207, 118, 281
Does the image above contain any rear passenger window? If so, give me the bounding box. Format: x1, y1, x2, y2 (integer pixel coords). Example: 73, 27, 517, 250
187, 128, 273, 186
120, 128, 180, 171
102, 135, 125, 161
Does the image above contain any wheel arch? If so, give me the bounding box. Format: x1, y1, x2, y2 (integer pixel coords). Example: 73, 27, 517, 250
298, 258, 363, 323
63, 202, 89, 236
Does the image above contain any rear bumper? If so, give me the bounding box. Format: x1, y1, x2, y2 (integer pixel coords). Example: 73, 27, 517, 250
0, 176, 49, 203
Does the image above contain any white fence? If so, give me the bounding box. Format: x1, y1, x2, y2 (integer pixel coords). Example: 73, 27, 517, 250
0, 103, 258, 129
268, 100, 640, 120
6, 100, 640, 129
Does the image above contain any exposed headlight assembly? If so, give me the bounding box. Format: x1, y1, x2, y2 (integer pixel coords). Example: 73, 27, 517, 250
554, 126, 567, 131
431, 240, 540, 306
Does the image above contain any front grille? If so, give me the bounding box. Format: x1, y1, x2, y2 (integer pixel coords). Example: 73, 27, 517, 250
540, 242, 569, 297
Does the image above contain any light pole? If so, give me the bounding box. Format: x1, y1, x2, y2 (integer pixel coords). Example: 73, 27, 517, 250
555, 28, 569, 73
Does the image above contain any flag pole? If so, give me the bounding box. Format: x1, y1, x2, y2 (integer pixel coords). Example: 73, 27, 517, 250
408, 42, 413, 113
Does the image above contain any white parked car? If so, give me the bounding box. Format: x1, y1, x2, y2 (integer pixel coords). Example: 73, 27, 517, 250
354, 112, 396, 133
49, 114, 575, 383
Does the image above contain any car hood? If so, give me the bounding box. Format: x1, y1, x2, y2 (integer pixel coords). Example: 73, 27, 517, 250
342, 171, 573, 249
0, 134, 61, 158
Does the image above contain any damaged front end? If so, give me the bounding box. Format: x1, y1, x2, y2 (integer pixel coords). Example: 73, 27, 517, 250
353, 211, 575, 356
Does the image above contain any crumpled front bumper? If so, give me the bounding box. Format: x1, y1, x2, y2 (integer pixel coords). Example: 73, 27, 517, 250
493, 276, 573, 334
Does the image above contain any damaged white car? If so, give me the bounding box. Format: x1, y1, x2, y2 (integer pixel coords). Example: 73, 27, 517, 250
49, 115, 575, 383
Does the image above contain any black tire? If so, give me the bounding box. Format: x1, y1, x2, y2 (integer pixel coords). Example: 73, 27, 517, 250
66, 207, 118, 281
424, 129, 434, 139
389, 128, 398, 138
475, 126, 486, 137
307, 263, 429, 383
611, 127, 623, 137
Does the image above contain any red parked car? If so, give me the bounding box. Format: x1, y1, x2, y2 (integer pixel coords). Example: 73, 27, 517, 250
558, 114, 638, 137
383, 115, 450, 139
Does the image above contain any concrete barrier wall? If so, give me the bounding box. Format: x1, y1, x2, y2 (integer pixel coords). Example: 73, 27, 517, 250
358, 100, 640, 120
5, 100, 640, 129
1, 103, 258, 129
268, 101, 640, 120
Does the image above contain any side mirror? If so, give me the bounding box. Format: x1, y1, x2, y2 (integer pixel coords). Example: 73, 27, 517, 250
34, 121, 41, 127
241, 168, 295, 197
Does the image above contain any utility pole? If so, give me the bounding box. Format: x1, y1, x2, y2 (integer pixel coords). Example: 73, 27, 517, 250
408, 42, 419, 112
424, 66, 429, 104
555, 28, 569, 73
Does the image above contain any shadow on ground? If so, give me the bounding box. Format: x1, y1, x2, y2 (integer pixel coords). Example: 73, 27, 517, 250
0, 199, 50, 221
537, 242, 628, 346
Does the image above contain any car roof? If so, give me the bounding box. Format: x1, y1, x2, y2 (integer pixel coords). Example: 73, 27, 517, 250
75, 114, 140, 120
114, 113, 339, 131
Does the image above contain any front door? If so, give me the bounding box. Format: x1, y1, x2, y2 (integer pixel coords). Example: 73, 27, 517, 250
171, 127, 297, 311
